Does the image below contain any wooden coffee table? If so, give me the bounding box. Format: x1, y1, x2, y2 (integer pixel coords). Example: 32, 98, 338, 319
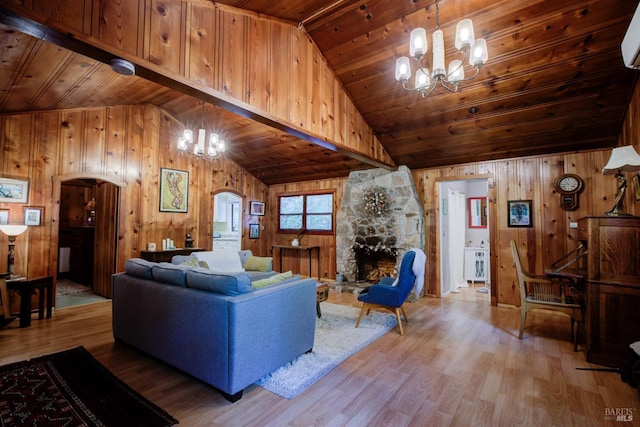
316, 283, 329, 318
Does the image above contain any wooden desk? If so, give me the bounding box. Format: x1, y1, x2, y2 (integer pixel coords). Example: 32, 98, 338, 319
140, 248, 204, 263
272, 245, 320, 279
6, 276, 54, 328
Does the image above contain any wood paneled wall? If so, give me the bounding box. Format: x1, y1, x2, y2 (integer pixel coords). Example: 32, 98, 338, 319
266, 79, 640, 307
2, 0, 394, 167
0, 104, 269, 287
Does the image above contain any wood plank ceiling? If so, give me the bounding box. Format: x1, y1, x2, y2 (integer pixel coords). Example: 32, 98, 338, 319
0, 0, 638, 184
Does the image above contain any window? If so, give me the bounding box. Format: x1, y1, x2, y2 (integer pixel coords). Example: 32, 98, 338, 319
278, 192, 334, 234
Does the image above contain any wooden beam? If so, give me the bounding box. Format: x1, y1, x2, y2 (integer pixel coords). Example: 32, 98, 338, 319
0, 7, 395, 172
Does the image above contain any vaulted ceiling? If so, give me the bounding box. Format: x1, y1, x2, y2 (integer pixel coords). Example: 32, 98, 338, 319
0, 0, 638, 184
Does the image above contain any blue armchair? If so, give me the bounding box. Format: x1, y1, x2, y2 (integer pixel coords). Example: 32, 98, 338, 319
355, 250, 418, 335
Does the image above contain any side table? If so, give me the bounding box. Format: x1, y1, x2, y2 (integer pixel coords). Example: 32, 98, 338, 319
140, 248, 205, 262
272, 245, 321, 279
6, 276, 54, 328
316, 282, 329, 318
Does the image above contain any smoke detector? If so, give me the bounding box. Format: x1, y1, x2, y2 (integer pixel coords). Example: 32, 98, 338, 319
110, 58, 135, 76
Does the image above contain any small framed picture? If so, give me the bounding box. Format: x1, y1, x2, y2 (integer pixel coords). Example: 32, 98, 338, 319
249, 223, 260, 239
0, 177, 29, 203
250, 201, 265, 216
24, 206, 44, 226
507, 200, 532, 228
633, 173, 640, 201
159, 168, 189, 213
0, 209, 8, 225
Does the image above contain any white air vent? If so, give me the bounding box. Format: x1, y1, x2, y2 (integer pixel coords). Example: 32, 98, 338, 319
622, 2, 640, 69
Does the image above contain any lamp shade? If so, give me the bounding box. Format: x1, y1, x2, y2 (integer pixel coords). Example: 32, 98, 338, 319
0, 224, 28, 237
602, 146, 640, 174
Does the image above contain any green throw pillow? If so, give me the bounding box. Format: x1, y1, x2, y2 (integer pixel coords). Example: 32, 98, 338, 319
180, 257, 208, 269
244, 255, 273, 272
252, 271, 293, 289
180, 258, 200, 267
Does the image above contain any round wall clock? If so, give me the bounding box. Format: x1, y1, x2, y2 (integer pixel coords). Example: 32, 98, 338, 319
554, 174, 584, 210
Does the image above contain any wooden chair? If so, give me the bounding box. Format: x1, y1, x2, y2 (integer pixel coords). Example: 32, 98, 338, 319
510, 240, 583, 350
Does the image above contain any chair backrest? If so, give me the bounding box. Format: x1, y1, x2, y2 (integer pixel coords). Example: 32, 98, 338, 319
395, 250, 418, 301
510, 240, 528, 305
510, 240, 556, 304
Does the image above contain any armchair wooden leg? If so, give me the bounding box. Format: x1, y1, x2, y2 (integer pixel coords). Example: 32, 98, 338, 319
518, 308, 527, 339
400, 305, 408, 323
394, 308, 404, 336
355, 303, 367, 329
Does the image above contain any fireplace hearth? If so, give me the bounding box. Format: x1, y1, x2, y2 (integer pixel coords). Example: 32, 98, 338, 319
354, 246, 397, 282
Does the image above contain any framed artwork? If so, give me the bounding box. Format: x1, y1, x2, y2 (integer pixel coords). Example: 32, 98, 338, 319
24, 206, 43, 226
633, 173, 640, 201
159, 168, 189, 213
250, 201, 265, 216
249, 223, 260, 239
0, 209, 8, 225
0, 177, 29, 203
507, 200, 532, 227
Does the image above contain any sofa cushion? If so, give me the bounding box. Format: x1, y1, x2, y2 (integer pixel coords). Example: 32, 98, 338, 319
244, 256, 273, 272
195, 249, 245, 273
125, 258, 154, 279
151, 262, 191, 287
251, 271, 294, 289
186, 268, 253, 296
237, 250, 253, 267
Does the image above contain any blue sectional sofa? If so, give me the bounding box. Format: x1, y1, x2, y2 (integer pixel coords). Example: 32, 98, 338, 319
111, 256, 316, 402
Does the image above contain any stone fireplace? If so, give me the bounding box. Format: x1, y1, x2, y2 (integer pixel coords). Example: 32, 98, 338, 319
336, 166, 425, 297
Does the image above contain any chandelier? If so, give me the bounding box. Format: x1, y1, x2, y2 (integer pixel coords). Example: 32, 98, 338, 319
395, 0, 489, 98
177, 102, 226, 160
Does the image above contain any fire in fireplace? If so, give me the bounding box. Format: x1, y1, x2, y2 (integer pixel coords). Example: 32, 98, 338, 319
354, 247, 397, 282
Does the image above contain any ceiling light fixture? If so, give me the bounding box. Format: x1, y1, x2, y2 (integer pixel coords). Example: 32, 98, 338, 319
177, 102, 226, 160
395, 0, 489, 98
110, 58, 135, 76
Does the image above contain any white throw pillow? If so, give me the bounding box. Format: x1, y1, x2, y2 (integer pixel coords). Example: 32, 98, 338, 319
195, 249, 245, 273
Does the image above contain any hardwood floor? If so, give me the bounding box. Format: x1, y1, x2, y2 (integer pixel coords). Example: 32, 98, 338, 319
1, 291, 637, 426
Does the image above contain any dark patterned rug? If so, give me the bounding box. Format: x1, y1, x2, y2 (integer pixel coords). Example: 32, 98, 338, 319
0, 346, 178, 426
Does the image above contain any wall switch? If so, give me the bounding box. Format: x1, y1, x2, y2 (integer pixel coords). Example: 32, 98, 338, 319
569, 222, 578, 229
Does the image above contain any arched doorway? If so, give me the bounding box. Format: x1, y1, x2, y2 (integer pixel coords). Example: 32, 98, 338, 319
213, 191, 243, 251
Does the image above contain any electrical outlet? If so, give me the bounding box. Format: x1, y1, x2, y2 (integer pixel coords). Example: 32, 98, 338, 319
569, 222, 578, 229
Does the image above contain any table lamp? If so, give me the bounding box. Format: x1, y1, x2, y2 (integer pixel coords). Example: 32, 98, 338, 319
602, 145, 640, 216
0, 224, 28, 279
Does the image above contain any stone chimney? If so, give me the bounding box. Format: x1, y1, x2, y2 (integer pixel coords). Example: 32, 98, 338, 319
336, 166, 425, 297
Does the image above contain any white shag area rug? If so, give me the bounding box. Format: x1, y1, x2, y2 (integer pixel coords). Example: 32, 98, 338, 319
255, 302, 397, 399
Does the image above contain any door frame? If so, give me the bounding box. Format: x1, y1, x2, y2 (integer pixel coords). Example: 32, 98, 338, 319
435, 174, 497, 305
52, 173, 126, 299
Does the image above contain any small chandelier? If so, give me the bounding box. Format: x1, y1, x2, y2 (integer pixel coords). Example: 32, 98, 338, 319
395, 0, 489, 98
177, 102, 226, 160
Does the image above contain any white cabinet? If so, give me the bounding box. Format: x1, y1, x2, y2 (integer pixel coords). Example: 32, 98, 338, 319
213, 239, 240, 251
464, 248, 489, 283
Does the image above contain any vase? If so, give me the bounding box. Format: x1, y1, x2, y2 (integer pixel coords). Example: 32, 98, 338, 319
291, 238, 299, 247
